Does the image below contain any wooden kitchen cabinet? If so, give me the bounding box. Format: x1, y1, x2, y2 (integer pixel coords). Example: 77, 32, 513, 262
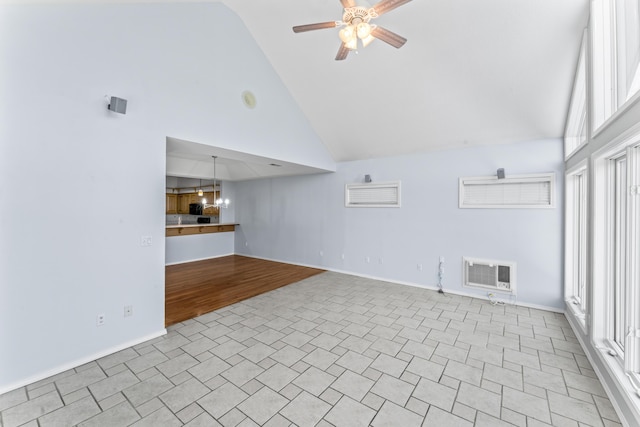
166, 194, 178, 214
177, 194, 189, 214
188, 193, 202, 205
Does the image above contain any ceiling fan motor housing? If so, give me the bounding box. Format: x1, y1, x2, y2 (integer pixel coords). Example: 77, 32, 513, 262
342, 7, 377, 24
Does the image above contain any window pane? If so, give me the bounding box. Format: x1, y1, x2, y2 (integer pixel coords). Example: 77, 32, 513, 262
614, 157, 627, 351
618, 0, 640, 100
577, 174, 588, 307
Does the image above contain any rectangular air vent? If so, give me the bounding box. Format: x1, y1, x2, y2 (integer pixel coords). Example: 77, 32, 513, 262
463, 257, 516, 294
345, 181, 401, 207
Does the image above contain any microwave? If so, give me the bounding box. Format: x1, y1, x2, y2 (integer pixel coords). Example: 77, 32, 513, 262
189, 203, 203, 215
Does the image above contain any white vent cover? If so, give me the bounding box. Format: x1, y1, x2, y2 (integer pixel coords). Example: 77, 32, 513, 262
345, 181, 401, 207
459, 173, 555, 208
463, 257, 516, 294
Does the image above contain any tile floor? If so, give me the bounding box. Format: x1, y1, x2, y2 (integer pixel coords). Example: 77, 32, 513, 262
0, 272, 623, 426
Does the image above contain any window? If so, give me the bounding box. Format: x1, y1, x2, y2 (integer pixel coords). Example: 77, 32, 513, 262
565, 161, 589, 324
615, 0, 640, 102
459, 173, 555, 209
592, 134, 640, 396
591, 0, 640, 132
565, 31, 588, 158
345, 181, 401, 207
611, 154, 628, 352
591, 0, 616, 131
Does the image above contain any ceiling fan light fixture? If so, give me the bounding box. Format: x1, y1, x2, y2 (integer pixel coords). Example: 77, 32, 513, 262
339, 25, 355, 44
361, 34, 375, 47
292, 0, 413, 60
345, 36, 358, 50
356, 22, 372, 39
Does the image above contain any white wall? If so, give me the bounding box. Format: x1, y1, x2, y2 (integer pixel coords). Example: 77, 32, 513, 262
0, 3, 333, 392
166, 233, 235, 266
235, 139, 565, 310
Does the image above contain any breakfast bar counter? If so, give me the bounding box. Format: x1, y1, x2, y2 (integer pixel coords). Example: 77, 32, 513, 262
165, 223, 238, 237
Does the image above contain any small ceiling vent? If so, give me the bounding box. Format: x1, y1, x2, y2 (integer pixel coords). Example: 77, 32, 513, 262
345, 181, 401, 208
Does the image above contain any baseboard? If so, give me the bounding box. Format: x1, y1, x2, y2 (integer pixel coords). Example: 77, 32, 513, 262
565, 310, 639, 427
165, 252, 235, 266
237, 253, 565, 314
0, 329, 167, 395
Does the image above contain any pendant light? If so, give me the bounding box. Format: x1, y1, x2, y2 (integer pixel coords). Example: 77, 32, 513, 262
202, 156, 230, 209
213, 156, 230, 209
197, 179, 204, 197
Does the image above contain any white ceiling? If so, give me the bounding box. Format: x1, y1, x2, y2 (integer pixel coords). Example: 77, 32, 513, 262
166, 137, 332, 181
12, 0, 590, 177
223, 0, 590, 161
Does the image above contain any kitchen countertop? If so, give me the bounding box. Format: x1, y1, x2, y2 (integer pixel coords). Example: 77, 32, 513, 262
166, 222, 238, 229
166, 223, 238, 237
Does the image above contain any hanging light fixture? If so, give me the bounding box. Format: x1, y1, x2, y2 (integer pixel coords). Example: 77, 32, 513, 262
336, 7, 378, 51
202, 156, 230, 209
197, 179, 204, 197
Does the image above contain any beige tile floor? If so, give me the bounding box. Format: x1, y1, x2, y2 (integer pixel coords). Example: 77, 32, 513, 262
0, 272, 623, 426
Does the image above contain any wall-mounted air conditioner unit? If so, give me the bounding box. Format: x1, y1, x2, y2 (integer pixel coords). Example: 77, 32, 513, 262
463, 257, 516, 294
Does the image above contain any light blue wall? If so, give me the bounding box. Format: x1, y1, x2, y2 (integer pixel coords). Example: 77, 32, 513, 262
0, 3, 333, 392
235, 139, 565, 310
166, 233, 235, 265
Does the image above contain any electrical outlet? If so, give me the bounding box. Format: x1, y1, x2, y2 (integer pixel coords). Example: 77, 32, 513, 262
319, 251, 323, 257
365, 256, 371, 264
141, 236, 152, 246
341, 254, 345, 260
96, 314, 105, 326
417, 263, 423, 271
124, 305, 133, 317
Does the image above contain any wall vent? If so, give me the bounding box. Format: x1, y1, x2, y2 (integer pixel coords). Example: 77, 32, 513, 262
463, 257, 516, 293
345, 181, 401, 207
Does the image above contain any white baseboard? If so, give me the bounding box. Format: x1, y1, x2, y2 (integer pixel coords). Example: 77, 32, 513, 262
565, 310, 639, 427
237, 253, 565, 314
165, 252, 235, 266
0, 329, 167, 395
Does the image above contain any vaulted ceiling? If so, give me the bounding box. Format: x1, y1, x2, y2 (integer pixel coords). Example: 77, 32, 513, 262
12, 0, 590, 176
223, 0, 590, 161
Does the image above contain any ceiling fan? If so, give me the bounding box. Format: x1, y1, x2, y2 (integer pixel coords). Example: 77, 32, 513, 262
293, 0, 412, 61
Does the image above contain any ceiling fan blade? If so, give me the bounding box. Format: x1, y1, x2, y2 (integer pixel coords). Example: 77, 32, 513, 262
335, 43, 350, 61
293, 21, 339, 33
371, 26, 407, 48
340, 0, 357, 8
372, 0, 412, 16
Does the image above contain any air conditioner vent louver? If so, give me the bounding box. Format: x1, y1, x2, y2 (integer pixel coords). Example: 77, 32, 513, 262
345, 181, 401, 207
463, 257, 516, 294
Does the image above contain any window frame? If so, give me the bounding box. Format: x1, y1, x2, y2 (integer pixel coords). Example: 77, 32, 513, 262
458, 173, 555, 209
345, 181, 401, 208
591, 0, 640, 136
565, 159, 589, 331
592, 125, 640, 397
565, 30, 589, 160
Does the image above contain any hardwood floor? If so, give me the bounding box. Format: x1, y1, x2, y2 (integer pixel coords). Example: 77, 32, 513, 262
165, 255, 325, 326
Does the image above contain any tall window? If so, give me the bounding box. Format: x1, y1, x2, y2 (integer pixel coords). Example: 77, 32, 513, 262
592, 0, 640, 131
611, 155, 627, 353
565, 32, 588, 158
593, 140, 640, 395
616, 0, 640, 101
565, 162, 589, 323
